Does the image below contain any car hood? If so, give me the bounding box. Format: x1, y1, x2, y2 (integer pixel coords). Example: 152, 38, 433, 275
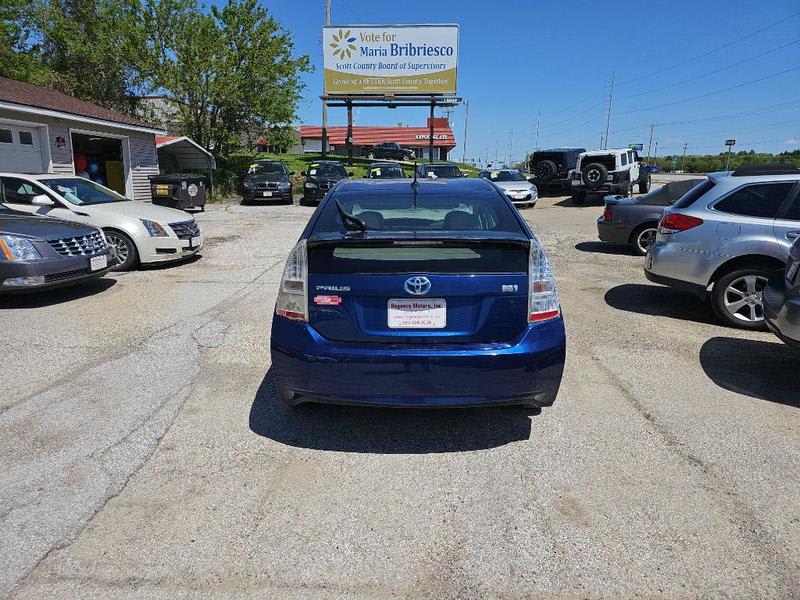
307, 176, 345, 183
0, 212, 96, 239
77, 201, 193, 223
493, 181, 533, 191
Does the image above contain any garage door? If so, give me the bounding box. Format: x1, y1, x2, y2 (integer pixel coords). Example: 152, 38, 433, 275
0, 123, 45, 173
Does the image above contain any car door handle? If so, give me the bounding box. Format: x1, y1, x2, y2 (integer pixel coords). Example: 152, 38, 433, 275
786, 231, 800, 240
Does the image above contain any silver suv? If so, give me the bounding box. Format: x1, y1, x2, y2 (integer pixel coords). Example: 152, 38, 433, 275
644, 164, 800, 330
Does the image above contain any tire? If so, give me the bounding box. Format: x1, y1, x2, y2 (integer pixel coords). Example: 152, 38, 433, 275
367, 152, 375, 159
711, 267, 771, 330
572, 190, 586, 206
638, 176, 651, 194
104, 229, 138, 271
581, 162, 608, 189
534, 160, 557, 183
403, 154, 412, 161
631, 223, 658, 256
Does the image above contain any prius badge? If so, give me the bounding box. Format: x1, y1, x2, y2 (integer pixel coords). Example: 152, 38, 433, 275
404, 276, 431, 295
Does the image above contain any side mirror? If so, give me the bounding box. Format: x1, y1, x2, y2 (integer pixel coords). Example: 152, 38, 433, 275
32, 194, 54, 207
300, 171, 306, 176
347, 172, 354, 177
289, 171, 295, 176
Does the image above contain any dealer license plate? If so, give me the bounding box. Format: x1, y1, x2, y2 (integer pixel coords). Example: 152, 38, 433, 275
90, 254, 107, 271
262, 191, 272, 197
387, 298, 446, 329
190, 236, 201, 248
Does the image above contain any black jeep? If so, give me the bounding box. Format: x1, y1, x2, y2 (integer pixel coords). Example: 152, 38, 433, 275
529, 148, 586, 194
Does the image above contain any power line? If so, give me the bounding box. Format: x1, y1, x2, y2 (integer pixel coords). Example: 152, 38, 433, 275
617, 38, 800, 101
617, 8, 800, 86
615, 65, 800, 116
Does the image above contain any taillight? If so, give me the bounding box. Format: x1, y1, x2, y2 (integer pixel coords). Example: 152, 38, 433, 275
275, 240, 308, 321
603, 206, 612, 221
528, 239, 560, 322
659, 213, 703, 234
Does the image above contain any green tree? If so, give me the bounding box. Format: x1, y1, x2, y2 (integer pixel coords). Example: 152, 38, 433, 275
141, 0, 310, 156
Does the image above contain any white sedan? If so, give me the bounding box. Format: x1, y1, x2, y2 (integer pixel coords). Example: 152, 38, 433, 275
477, 168, 538, 206
0, 173, 203, 270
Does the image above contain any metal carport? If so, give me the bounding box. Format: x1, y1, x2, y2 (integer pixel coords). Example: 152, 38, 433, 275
155, 135, 217, 192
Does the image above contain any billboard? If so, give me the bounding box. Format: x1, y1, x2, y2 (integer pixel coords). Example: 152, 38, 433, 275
323, 24, 459, 95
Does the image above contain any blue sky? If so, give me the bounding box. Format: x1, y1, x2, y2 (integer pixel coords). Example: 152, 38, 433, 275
256, 0, 800, 162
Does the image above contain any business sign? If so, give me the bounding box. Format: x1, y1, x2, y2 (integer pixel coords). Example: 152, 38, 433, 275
628, 143, 644, 151
323, 24, 459, 95
725, 139, 736, 146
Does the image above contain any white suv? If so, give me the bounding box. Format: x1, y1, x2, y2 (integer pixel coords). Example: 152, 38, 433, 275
570, 148, 651, 204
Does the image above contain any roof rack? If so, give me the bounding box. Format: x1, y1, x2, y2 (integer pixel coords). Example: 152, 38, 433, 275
731, 163, 800, 177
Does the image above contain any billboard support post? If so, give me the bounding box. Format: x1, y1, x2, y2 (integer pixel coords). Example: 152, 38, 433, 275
429, 101, 435, 162
346, 100, 354, 166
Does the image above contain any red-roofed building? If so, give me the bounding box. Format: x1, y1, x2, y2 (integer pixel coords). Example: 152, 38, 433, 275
299, 118, 455, 160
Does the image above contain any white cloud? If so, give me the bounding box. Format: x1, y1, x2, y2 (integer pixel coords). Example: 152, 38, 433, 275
785, 137, 798, 146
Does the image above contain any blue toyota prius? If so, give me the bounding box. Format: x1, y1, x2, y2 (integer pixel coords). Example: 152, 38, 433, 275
270, 177, 566, 408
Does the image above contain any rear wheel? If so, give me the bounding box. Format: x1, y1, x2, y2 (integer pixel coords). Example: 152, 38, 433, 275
631, 223, 658, 256
403, 154, 412, 161
105, 230, 138, 271
711, 267, 771, 330
638, 176, 651, 194
367, 152, 375, 159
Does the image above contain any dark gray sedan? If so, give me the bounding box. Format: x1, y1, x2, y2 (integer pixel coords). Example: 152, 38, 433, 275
597, 178, 704, 255
0, 205, 110, 293
764, 237, 800, 348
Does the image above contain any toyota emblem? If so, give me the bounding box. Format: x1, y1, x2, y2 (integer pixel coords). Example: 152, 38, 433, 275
404, 276, 431, 295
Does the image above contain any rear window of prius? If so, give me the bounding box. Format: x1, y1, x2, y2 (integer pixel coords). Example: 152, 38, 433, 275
313, 192, 525, 233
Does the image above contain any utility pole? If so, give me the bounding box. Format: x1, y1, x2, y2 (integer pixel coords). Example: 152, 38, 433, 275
535, 109, 541, 150
680, 143, 688, 170
321, 0, 330, 157
461, 99, 469, 164
653, 141, 658, 160
646, 124, 655, 161
603, 72, 615, 150
508, 128, 513, 166
495, 138, 499, 164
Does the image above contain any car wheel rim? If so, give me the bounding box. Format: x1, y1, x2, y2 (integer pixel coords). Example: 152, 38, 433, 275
637, 228, 657, 253
588, 170, 600, 182
106, 233, 129, 265
723, 274, 767, 323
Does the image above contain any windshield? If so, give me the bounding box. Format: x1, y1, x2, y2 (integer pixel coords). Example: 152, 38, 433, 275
368, 165, 406, 179
308, 163, 346, 177
482, 170, 526, 182
248, 162, 286, 176
40, 178, 128, 205
421, 165, 463, 179
314, 192, 524, 233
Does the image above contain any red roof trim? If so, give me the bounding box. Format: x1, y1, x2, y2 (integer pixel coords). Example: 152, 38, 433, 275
299, 124, 456, 148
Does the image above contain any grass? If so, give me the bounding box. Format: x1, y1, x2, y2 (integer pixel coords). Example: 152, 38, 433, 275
215, 152, 481, 197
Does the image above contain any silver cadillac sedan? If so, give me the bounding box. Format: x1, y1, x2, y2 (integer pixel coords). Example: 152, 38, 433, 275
0, 173, 203, 270
477, 168, 538, 206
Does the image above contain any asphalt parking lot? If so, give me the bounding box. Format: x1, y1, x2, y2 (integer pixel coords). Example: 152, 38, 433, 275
2, 184, 799, 598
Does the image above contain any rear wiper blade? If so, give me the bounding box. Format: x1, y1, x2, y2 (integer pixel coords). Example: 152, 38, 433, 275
335, 199, 366, 231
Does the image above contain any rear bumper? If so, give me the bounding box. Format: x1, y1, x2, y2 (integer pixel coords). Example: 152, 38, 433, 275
763, 275, 800, 348
270, 316, 566, 407
597, 218, 631, 244
644, 240, 710, 299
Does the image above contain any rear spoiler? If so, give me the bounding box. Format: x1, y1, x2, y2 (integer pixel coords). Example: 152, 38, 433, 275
307, 230, 531, 247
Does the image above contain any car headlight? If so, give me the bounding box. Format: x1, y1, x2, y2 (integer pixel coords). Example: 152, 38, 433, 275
279, 181, 292, 189
140, 219, 168, 237
243, 181, 254, 190
0, 235, 42, 261
305, 182, 317, 189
